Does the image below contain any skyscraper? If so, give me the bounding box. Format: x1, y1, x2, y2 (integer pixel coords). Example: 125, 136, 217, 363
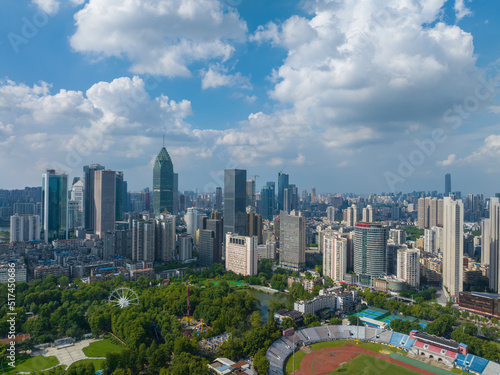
485, 198, 500, 291
155, 213, 176, 262
94, 170, 116, 237
353, 223, 389, 285
246, 179, 255, 207
215, 187, 222, 211
322, 233, 347, 282
277, 172, 289, 211
83, 163, 104, 232
132, 219, 155, 261
260, 185, 274, 221
42, 170, 68, 243
397, 248, 420, 288
442, 196, 463, 301
445, 173, 451, 197
115, 171, 124, 221
279, 211, 306, 271
362, 205, 374, 222
223, 169, 247, 236
153, 147, 174, 216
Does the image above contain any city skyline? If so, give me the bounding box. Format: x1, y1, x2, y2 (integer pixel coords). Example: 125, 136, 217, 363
0, 1, 500, 194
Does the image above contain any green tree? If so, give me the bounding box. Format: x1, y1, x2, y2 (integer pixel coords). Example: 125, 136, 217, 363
254, 348, 270, 375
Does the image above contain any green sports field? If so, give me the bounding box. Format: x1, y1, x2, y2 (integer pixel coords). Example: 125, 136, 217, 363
328, 354, 419, 375
284, 340, 457, 375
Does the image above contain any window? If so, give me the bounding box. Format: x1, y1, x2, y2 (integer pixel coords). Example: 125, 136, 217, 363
423, 344, 429, 350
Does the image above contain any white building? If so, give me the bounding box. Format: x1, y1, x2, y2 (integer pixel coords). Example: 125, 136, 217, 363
225, 233, 257, 276
178, 234, 193, 262
184, 208, 200, 236
362, 205, 374, 223
326, 206, 337, 222
10, 214, 40, 242
322, 233, 347, 282
397, 248, 420, 288
486, 198, 500, 292
442, 197, 464, 301
256, 240, 276, 260
294, 294, 336, 315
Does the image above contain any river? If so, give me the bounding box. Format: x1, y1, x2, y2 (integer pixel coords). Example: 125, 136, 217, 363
245, 288, 296, 323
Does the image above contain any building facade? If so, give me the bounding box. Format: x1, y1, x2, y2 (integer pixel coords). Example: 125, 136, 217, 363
225, 233, 257, 276
442, 196, 464, 301
153, 147, 174, 216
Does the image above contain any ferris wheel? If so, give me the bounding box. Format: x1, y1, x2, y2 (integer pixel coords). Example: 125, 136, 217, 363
108, 287, 140, 308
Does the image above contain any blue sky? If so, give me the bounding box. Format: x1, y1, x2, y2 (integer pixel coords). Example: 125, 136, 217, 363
1, 0, 500, 196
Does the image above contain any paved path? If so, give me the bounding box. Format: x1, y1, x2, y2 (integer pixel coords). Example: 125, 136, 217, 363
21, 338, 105, 373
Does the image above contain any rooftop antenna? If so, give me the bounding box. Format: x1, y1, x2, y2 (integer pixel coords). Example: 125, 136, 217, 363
163, 134, 165, 148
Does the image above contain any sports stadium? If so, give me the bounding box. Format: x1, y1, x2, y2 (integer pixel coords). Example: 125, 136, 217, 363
266, 325, 500, 375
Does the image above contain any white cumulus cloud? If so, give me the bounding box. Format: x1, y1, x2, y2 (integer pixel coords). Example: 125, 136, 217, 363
70, 0, 248, 78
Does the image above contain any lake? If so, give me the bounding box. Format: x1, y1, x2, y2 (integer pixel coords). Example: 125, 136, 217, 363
245, 288, 296, 323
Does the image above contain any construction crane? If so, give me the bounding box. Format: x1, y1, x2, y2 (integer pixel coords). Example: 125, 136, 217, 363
279, 164, 286, 174
253, 175, 259, 181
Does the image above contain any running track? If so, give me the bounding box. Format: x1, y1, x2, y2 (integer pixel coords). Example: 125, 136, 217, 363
294, 344, 449, 375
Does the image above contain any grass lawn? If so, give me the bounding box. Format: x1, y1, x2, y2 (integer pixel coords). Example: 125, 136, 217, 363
83, 334, 125, 357
284, 351, 307, 375
3, 355, 59, 373
328, 354, 419, 375
66, 358, 105, 372
284, 341, 414, 375
311, 340, 407, 355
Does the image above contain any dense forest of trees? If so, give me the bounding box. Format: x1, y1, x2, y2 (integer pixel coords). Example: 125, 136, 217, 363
0, 263, 283, 374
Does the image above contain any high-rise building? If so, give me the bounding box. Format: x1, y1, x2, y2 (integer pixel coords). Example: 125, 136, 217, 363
353, 223, 389, 284
362, 205, 374, 222
260, 185, 274, 221
153, 147, 174, 216
326, 206, 337, 222
115, 171, 124, 221
10, 214, 40, 242
42, 170, 68, 243
486, 198, 500, 291
223, 169, 247, 236
83, 164, 104, 233
178, 234, 193, 261
67, 200, 82, 231
215, 187, 222, 211
279, 211, 306, 271
482, 218, 490, 268
418, 197, 442, 229
442, 196, 463, 301
266, 181, 276, 210
132, 219, 155, 261
246, 180, 255, 208
322, 233, 347, 282
94, 170, 116, 237
397, 248, 420, 288
345, 204, 358, 227
389, 229, 406, 245
278, 172, 289, 211
199, 229, 217, 267
225, 233, 257, 276
156, 213, 176, 262
445, 173, 452, 197
173, 173, 179, 215
184, 208, 200, 237
246, 212, 263, 244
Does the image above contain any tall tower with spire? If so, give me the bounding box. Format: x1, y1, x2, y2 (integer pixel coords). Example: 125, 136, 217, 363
153, 146, 174, 216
